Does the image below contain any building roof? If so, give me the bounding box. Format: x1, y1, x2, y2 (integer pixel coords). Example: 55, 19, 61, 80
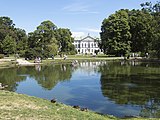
74, 35, 97, 42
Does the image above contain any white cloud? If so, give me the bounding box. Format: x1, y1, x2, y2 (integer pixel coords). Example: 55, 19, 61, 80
71, 32, 85, 39
62, 3, 89, 12
62, 2, 99, 14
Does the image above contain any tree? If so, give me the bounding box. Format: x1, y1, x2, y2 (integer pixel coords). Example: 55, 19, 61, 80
55, 28, 76, 55
27, 20, 59, 59
141, 1, 160, 13
128, 9, 154, 54
140, 1, 160, 58
100, 10, 131, 56
2, 35, 16, 55
15, 28, 28, 57
0, 17, 16, 54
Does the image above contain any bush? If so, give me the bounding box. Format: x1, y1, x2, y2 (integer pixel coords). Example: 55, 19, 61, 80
69, 50, 77, 55
0, 54, 4, 59
149, 50, 158, 58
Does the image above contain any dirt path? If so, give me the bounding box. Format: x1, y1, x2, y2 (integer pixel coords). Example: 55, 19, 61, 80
16, 59, 37, 66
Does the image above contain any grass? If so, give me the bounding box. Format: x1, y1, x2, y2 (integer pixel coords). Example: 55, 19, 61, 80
38, 55, 123, 64
0, 90, 116, 120
0, 54, 124, 66
0, 90, 157, 120
0, 60, 15, 69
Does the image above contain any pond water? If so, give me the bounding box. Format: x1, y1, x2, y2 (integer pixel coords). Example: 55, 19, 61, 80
0, 60, 160, 118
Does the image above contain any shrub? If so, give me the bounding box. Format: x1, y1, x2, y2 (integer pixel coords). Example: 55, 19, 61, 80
0, 54, 4, 59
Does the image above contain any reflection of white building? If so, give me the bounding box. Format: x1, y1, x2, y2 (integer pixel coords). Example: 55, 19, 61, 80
73, 35, 102, 55
78, 61, 107, 75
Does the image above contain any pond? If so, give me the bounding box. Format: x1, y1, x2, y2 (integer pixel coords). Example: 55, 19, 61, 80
0, 60, 160, 118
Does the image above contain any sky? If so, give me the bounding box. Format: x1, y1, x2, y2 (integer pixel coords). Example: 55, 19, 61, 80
0, 0, 157, 38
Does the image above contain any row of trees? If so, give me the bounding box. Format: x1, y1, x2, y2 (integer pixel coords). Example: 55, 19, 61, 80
100, 1, 160, 58
0, 17, 76, 59
1, 1, 160, 59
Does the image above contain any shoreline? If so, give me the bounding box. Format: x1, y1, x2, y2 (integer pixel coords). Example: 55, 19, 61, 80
0, 90, 116, 120
0, 57, 160, 67
0, 90, 153, 119
0, 58, 159, 119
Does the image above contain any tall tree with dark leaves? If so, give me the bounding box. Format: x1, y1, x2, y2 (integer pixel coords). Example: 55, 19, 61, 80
128, 9, 154, 54
15, 28, 28, 57
141, 1, 160, 58
55, 28, 76, 55
27, 20, 58, 59
100, 10, 131, 56
2, 35, 16, 55
0, 17, 16, 54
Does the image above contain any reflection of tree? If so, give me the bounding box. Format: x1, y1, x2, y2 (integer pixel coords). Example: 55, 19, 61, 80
0, 67, 26, 91
0, 64, 73, 91
23, 64, 72, 90
100, 61, 160, 117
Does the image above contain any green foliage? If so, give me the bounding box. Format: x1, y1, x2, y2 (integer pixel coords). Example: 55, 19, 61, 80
55, 28, 75, 54
139, 1, 160, 58
0, 17, 28, 56
100, 9, 131, 56
0, 54, 4, 59
100, 2, 160, 58
129, 9, 154, 53
27, 20, 75, 59
25, 48, 37, 60
68, 50, 77, 55
15, 28, 28, 57
2, 35, 16, 55
27, 20, 58, 59
0, 17, 16, 53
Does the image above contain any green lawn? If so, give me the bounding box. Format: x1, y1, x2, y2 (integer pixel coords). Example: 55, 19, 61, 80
0, 90, 157, 120
0, 90, 116, 120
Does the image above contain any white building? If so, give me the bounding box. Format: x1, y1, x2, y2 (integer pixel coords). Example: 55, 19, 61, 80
73, 35, 102, 55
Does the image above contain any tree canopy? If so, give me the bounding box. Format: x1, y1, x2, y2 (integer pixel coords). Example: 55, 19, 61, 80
0, 17, 76, 59
100, 10, 131, 56
0, 1, 160, 58
100, 1, 160, 58
55, 28, 76, 55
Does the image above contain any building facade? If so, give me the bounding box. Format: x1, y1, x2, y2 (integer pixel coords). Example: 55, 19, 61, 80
73, 35, 102, 55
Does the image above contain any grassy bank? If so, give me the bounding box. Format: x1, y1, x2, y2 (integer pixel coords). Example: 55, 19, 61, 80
39, 55, 123, 64
0, 90, 116, 120
0, 90, 157, 120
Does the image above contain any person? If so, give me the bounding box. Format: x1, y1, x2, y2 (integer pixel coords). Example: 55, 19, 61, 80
64, 54, 67, 60
34, 57, 41, 63
146, 53, 149, 58
71, 60, 78, 67
51, 54, 54, 59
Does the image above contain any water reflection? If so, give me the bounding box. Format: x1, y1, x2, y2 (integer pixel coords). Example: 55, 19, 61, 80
0, 61, 160, 118
0, 67, 26, 91
26, 64, 73, 90
35, 64, 41, 71
100, 61, 160, 117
